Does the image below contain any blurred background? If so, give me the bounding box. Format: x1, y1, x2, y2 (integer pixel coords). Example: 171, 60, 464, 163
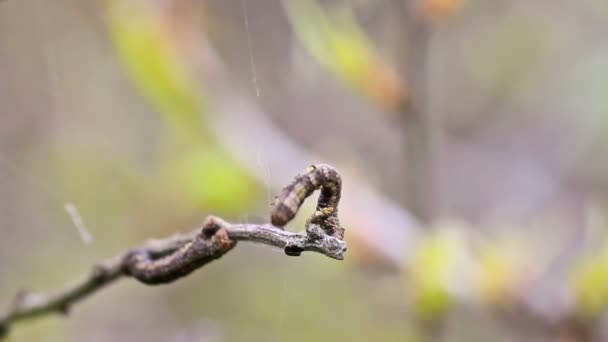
2, 0, 608, 341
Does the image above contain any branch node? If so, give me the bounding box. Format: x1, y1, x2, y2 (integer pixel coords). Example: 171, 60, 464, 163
201, 215, 228, 238
122, 221, 237, 285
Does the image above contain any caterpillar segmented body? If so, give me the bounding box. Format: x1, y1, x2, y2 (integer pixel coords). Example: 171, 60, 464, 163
271, 164, 343, 239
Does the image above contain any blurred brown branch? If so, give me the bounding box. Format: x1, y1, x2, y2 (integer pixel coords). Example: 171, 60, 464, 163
0, 164, 346, 338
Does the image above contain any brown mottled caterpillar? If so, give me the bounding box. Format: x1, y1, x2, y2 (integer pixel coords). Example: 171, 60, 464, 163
271, 164, 343, 240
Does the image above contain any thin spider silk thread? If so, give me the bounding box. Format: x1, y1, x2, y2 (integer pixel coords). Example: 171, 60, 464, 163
241, 0, 261, 97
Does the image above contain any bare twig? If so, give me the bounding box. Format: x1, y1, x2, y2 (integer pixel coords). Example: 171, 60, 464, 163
0, 164, 347, 338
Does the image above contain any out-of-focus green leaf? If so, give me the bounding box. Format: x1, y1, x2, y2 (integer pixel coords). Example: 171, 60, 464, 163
165, 147, 258, 215
407, 229, 466, 320
284, 0, 406, 111
284, 0, 374, 83
571, 244, 608, 318
105, 1, 261, 215
105, 0, 203, 135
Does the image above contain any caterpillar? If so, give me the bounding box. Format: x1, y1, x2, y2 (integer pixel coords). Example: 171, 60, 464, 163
271, 164, 343, 239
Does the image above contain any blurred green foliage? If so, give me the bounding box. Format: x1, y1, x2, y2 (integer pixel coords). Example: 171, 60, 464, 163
165, 147, 257, 215
284, 0, 374, 86
571, 245, 608, 318
105, 0, 258, 217
106, 1, 202, 132
407, 230, 463, 320
284, 0, 405, 111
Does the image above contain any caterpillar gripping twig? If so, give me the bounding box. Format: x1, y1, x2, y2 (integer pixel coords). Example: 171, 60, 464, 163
271, 164, 344, 239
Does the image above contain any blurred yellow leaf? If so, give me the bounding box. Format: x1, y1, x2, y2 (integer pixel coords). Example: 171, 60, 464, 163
105, 1, 260, 216
475, 238, 524, 307
105, 0, 203, 134
284, 0, 406, 112
407, 229, 467, 320
571, 246, 608, 318
165, 147, 258, 215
